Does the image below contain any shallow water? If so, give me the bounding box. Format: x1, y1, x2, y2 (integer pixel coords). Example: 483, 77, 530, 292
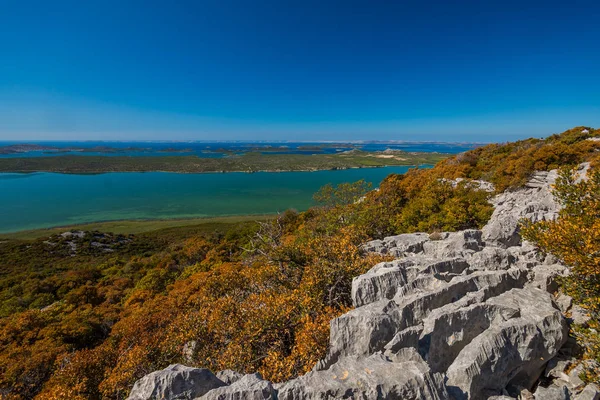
0, 166, 421, 233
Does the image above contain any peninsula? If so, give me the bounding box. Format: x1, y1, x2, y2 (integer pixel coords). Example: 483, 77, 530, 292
0, 150, 448, 173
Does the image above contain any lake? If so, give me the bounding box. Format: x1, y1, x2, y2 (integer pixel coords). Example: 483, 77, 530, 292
0, 166, 420, 233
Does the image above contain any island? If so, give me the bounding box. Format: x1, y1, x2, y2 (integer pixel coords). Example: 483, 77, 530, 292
0, 150, 449, 173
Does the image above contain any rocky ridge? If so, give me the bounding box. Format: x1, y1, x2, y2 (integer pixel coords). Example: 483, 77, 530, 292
127, 165, 599, 400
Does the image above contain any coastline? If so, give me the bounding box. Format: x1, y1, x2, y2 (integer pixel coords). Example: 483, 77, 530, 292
0, 164, 431, 175
0, 152, 448, 174
0, 214, 276, 240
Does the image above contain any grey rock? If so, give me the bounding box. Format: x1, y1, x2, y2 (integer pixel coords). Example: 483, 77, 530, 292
276, 354, 448, 400
468, 246, 516, 271
385, 233, 430, 256
384, 324, 423, 353
545, 358, 573, 381
351, 257, 470, 307
200, 373, 275, 400
445, 288, 568, 400
393, 268, 528, 330
533, 383, 571, 400
421, 230, 484, 259
571, 305, 591, 326
215, 370, 244, 385
362, 233, 430, 256
420, 302, 520, 372
575, 384, 600, 400
555, 294, 574, 313
127, 364, 226, 400
351, 260, 411, 307
530, 264, 569, 293
567, 363, 586, 389
328, 300, 401, 362
482, 171, 560, 247
360, 239, 386, 254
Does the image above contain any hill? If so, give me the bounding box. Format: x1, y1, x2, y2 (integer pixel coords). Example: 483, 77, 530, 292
0, 127, 599, 399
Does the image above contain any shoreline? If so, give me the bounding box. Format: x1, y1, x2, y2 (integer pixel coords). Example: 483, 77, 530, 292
0, 214, 277, 240
0, 164, 429, 175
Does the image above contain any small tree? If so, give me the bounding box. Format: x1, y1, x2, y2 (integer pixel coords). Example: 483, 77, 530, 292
312, 179, 372, 208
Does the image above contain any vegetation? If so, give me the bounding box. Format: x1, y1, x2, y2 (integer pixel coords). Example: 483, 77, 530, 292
0, 215, 274, 241
1, 127, 599, 399
434, 126, 600, 191
0, 150, 448, 174
522, 166, 600, 383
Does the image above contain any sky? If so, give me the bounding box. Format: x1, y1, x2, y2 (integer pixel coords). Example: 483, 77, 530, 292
0, 0, 599, 142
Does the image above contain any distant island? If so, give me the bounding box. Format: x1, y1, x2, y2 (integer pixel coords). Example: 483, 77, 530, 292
0, 150, 449, 173
0, 143, 150, 155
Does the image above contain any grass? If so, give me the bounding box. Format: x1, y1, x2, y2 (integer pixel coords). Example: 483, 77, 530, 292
0, 214, 275, 241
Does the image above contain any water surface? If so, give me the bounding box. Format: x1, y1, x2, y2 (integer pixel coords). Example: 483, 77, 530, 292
0, 166, 419, 233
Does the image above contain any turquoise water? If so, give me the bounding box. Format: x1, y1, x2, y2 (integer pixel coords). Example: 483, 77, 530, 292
0, 166, 417, 233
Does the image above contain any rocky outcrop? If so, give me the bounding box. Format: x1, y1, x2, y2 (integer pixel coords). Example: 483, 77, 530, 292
127, 364, 226, 400
128, 169, 599, 400
277, 352, 448, 399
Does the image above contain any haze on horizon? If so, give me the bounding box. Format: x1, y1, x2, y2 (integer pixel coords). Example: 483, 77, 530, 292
0, 0, 599, 143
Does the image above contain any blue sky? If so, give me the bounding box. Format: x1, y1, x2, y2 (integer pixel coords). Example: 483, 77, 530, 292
0, 0, 598, 142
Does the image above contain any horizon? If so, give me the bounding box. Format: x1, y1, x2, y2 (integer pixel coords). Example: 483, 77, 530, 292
1, 1, 599, 142
0, 138, 502, 144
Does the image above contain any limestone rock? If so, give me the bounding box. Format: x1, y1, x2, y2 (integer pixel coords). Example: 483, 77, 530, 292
468, 246, 515, 270
276, 354, 448, 400
575, 384, 600, 400
215, 370, 244, 385
328, 300, 401, 362
362, 233, 430, 256
422, 230, 484, 258
482, 170, 559, 247
533, 383, 571, 400
445, 288, 568, 399
200, 373, 275, 400
127, 364, 225, 400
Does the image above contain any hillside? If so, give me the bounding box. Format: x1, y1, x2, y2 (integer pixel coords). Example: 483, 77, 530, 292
1, 127, 599, 399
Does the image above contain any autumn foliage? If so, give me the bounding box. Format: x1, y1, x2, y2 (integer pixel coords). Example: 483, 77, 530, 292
1, 126, 599, 399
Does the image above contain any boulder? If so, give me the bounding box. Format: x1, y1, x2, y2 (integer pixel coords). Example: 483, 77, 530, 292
201, 373, 275, 400
422, 230, 484, 258
445, 288, 568, 399
328, 300, 401, 362
533, 383, 571, 400
362, 233, 430, 256
468, 246, 516, 271
575, 384, 600, 400
127, 364, 225, 400
351, 257, 470, 307
276, 353, 448, 400
215, 370, 244, 385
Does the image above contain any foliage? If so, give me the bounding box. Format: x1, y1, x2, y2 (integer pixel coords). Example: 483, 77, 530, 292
313, 179, 372, 208
435, 126, 600, 191
1, 126, 598, 398
522, 166, 600, 383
